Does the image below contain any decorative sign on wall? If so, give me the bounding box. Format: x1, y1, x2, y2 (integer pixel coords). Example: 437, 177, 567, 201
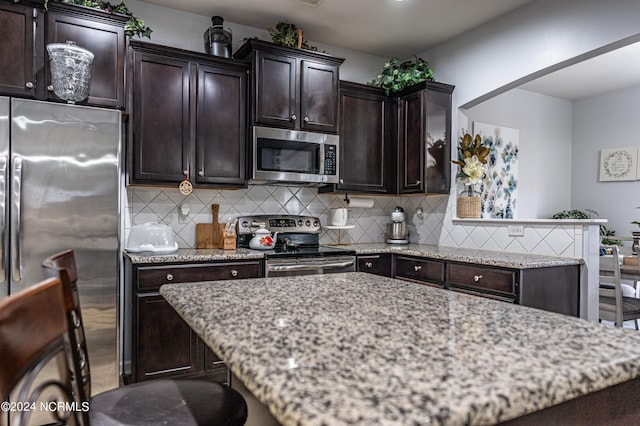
599, 146, 638, 181
473, 122, 519, 219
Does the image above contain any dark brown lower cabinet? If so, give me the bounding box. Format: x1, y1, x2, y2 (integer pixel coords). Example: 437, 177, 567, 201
126, 258, 263, 383
357, 254, 393, 277
394, 256, 446, 288
392, 255, 580, 317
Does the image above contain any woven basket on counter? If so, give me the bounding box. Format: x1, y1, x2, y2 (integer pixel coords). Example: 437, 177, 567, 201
457, 195, 481, 218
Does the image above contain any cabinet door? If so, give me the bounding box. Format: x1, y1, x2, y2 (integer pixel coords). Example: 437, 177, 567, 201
395, 256, 445, 288
0, 2, 39, 98
131, 51, 190, 183
46, 10, 125, 108
397, 90, 425, 193
424, 90, 451, 194
448, 263, 517, 302
196, 63, 246, 186
337, 82, 394, 193
300, 60, 339, 133
136, 294, 200, 381
254, 51, 296, 129
358, 254, 392, 277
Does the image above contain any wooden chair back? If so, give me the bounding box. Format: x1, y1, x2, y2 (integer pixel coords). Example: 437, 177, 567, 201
0, 278, 80, 425
600, 245, 624, 326
41, 249, 91, 401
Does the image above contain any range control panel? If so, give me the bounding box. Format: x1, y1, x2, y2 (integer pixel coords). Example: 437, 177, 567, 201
236, 215, 321, 235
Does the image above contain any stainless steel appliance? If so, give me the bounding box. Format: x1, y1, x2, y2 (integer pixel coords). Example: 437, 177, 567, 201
237, 215, 355, 276
386, 206, 409, 244
250, 126, 339, 185
0, 97, 121, 394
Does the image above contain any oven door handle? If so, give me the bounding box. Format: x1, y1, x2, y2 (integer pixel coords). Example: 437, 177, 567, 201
267, 260, 354, 272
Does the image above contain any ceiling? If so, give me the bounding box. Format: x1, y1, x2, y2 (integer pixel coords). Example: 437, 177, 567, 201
139, 0, 640, 101
138, 0, 534, 58
519, 41, 640, 101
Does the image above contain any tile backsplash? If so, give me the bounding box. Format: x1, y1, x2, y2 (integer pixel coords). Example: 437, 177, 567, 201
124, 185, 449, 247
123, 185, 585, 259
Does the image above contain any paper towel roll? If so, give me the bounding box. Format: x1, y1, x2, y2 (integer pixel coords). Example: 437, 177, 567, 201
347, 197, 374, 208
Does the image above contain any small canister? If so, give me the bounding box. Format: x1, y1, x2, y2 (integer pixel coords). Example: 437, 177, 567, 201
204, 16, 232, 58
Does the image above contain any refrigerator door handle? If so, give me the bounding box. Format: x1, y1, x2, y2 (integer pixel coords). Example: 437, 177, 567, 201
11, 156, 22, 282
0, 155, 6, 283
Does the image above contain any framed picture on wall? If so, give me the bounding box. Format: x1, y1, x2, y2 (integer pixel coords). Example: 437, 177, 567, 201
599, 146, 637, 181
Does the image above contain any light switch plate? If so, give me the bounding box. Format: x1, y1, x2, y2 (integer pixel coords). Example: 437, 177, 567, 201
508, 224, 524, 237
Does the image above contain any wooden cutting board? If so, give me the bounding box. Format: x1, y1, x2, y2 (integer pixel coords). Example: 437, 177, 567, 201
196, 204, 223, 248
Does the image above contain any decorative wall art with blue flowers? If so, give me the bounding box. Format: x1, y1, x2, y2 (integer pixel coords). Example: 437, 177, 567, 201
473, 122, 519, 219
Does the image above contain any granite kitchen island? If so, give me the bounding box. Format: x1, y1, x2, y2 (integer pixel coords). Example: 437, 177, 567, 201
160, 272, 640, 425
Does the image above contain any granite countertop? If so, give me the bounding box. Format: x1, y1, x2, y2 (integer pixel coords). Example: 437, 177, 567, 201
351, 243, 583, 268
160, 272, 640, 425
125, 244, 581, 269
124, 248, 264, 264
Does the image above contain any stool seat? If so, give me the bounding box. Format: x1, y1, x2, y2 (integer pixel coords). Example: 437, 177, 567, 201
90, 379, 247, 426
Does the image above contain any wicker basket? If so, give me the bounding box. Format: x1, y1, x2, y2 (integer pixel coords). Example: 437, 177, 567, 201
457, 196, 481, 218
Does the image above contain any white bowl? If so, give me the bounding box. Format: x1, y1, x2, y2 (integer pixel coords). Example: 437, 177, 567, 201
126, 223, 178, 253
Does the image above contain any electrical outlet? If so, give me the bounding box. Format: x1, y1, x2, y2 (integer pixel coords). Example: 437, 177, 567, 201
508, 224, 524, 237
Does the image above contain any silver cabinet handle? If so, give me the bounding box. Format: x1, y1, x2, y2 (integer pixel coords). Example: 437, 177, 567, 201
198, 170, 204, 176
414, 265, 422, 271
11, 157, 22, 282
0, 156, 6, 282
231, 269, 238, 277
290, 114, 297, 121
303, 116, 309, 122
474, 275, 483, 282
416, 180, 421, 185
47, 85, 54, 92
365, 262, 373, 268
339, 179, 344, 184
166, 273, 174, 281
25, 82, 34, 89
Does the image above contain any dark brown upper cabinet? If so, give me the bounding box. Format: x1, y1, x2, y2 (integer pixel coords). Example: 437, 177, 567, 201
0, 1, 126, 109
234, 39, 344, 134
128, 41, 247, 188
336, 81, 395, 193
323, 80, 454, 196
396, 81, 454, 194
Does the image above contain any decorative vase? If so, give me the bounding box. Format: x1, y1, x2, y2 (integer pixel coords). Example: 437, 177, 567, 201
457, 185, 482, 218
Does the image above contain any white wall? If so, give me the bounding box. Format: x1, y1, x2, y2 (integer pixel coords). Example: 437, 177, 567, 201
572, 85, 640, 237
125, 0, 385, 83
465, 88, 573, 218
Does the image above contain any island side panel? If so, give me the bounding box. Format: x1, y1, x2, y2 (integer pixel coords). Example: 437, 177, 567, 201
519, 265, 580, 317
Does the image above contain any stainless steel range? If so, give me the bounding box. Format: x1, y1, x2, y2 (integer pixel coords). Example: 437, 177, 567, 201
236, 215, 356, 277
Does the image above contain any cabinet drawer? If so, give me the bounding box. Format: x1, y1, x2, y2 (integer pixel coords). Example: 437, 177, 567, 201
357, 254, 392, 277
136, 261, 262, 290
395, 256, 445, 287
448, 263, 517, 298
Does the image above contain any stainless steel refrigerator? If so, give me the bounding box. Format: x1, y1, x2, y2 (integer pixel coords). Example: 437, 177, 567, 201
0, 97, 120, 395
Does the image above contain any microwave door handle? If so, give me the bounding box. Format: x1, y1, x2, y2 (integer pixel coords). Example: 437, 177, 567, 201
11, 157, 22, 282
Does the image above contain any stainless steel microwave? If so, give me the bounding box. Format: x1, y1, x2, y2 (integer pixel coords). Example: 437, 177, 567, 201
250, 126, 339, 185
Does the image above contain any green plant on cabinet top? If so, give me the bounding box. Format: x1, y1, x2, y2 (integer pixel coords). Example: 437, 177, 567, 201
368, 57, 435, 95
13, 0, 152, 38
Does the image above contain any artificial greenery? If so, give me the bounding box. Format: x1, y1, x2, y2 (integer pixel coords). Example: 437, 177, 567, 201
267, 21, 317, 51
551, 209, 598, 219
368, 56, 434, 95
14, 0, 152, 38
551, 209, 623, 245
600, 225, 622, 246
632, 221, 640, 228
